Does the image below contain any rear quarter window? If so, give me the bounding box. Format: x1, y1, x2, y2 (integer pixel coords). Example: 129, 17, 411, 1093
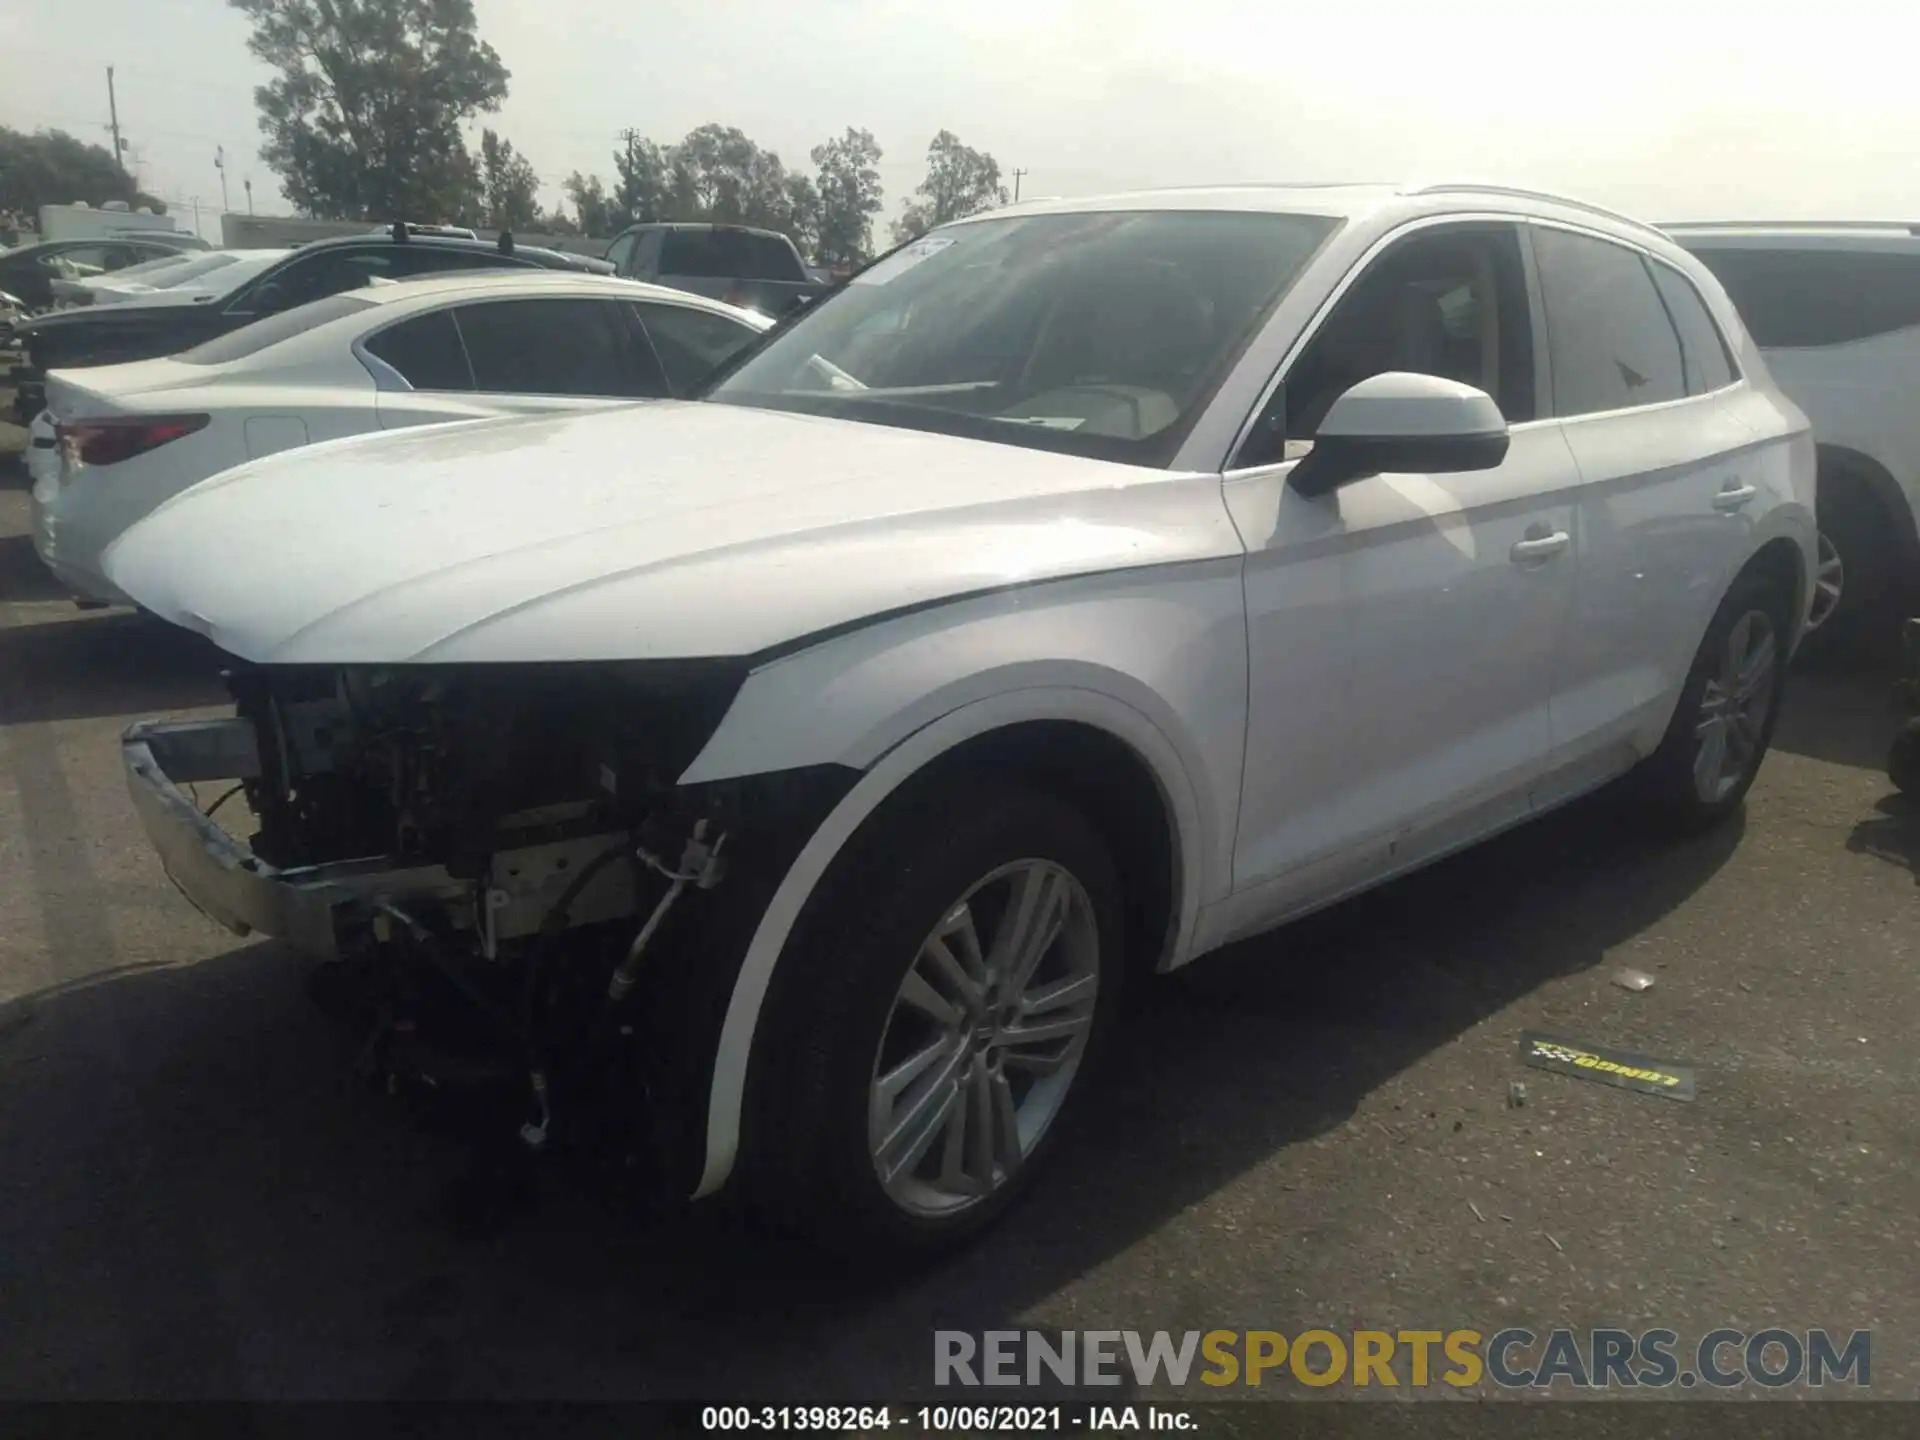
1684, 246, 1920, 349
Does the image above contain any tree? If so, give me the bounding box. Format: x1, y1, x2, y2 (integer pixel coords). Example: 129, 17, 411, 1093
667, 123, 794, 231
892, 129, 1008, 243
612, 133, 670, 226
809, 126, 882, 268
564, 171, 617, 238
536, 206, 579, 236
782, 173, 821, 261
231, 0, 509, 222
479, 129, 539, 231
0, 127, 145, 218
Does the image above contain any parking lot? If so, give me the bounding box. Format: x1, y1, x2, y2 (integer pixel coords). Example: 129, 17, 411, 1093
1, 419, 1916, 1403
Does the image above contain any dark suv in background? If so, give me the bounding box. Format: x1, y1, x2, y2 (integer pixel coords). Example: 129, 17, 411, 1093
603, 222, 827, 315
10, 227, 613, 424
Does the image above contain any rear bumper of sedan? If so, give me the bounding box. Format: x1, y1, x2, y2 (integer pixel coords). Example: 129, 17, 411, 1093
30, 469, 134, 606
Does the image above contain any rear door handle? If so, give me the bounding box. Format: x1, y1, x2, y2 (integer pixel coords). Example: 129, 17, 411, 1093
1713, 483, 1758, 512
1510, 531, 1570, 563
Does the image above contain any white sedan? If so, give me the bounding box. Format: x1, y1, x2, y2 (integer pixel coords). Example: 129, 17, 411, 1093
109, 183, 1813, 1256
32, 271, 770, 603
63, 249, 290, 308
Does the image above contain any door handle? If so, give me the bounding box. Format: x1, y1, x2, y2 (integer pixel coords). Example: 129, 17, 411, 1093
1713, 483, 1758, 512
1510, 531, 1570, 563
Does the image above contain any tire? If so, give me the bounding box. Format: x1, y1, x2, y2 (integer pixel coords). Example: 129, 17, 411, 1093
1628, 566, 1793, 833
1798, 471, 1900, 668
749, 778, 1125, 1260
1889, 723, 1920, 796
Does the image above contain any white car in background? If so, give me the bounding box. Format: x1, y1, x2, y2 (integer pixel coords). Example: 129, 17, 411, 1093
62, 249, 290, 308
32, 271, 770, 603
109, 184, 1814, 1255
1668, 222, 1920, 659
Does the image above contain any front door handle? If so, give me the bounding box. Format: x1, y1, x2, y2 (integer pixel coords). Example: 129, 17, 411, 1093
1510, 531, 1570, 564
1713, 483, 1758, 512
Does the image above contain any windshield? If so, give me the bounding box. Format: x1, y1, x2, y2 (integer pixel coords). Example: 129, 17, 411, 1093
704, 209, 1339, 466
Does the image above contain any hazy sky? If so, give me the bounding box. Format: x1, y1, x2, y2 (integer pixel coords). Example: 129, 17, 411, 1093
2, 0, 1915, 244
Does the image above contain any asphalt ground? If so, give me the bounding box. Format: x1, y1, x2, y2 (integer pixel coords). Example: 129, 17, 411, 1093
0, 416, 1915, 1408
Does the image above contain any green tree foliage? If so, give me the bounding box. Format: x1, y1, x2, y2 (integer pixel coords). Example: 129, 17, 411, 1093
0, 127, 155, 217
783, 173, 822, 260
613, 133, 671, 226
809, 126, 882, 268
666, 124, 796, 230
479, 129, 540, 231
564, 171, 617, 237
578, 121, 894, 260
231, 0, 509, 222
891, 130, 1008, 243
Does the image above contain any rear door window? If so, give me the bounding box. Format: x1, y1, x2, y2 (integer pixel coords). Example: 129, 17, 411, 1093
397, 246, 534, 278
237, 244, 404, 312
362, 309, 474, 390
1531, 227, 1687, 417
633, 302, 763, 394
660, 229, 805, 281
451, 297, 668, 397
1648, 261, 1737, 394
1684, 246, 1920, 348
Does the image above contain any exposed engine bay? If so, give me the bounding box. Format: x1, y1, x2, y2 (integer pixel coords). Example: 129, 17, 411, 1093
129, 659, 856, 1193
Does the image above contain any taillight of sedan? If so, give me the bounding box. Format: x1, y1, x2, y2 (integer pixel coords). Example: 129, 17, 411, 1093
57, 414, 210, 474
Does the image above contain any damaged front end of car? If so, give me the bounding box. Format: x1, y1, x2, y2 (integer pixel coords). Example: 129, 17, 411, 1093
122, 658, 854, 1197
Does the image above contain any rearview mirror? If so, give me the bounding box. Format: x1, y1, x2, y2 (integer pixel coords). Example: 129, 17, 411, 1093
1289, 372, 1510, 499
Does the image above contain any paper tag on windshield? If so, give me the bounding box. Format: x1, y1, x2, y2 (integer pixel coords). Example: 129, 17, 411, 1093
854, 234, 958, 286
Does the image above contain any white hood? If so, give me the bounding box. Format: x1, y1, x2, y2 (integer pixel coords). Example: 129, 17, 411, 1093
103, 401, 1240, 664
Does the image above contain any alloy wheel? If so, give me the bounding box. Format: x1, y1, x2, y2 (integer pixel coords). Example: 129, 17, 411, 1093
1693, 608, 1779, 804
1804, 531, 1844, 632
867, 859, 1100, 1218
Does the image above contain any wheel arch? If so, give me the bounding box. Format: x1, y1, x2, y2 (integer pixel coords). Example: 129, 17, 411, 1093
690, 686, 1207, 1201
1817, 442, 1920, 578
1743, 532, 1811, 645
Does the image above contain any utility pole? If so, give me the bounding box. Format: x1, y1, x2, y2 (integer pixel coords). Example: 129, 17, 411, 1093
215, 146, 229, 213
106, 66, 124, 175
1013, 168, 1028, 203
244, 177, 254, 215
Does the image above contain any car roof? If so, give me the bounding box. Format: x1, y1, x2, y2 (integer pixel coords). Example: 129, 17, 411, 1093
1, 235, 193, 260
347, 269, 771, 319
1660, 221, 1920, 253
951, 179, 1704, 265
290, 232, 600, 268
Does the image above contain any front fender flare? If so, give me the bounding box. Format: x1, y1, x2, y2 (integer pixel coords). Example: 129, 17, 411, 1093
688, 683, 1207, 1201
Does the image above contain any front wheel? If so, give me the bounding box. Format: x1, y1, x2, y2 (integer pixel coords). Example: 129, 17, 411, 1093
1628, 568, 1792, 832
751, 780, 1124, 1258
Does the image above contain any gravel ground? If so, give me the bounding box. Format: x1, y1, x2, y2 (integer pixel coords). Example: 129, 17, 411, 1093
0, 426, 1914, 1407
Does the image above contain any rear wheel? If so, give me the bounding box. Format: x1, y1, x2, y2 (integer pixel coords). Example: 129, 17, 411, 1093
1629, 567, 1792, 832
1799, 469, 1900, 667
751, 780, 1124, 1258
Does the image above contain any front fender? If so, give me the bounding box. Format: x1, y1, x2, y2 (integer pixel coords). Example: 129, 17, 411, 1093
680, 559, 1250, 1200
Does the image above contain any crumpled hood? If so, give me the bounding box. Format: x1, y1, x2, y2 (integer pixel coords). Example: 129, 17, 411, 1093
103, 400, 1239, 664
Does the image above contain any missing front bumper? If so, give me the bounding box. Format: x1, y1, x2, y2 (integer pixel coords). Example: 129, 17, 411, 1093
122, 716, 466, 959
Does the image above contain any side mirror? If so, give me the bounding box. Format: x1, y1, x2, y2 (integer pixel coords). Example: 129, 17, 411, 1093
1289, 371, 1510, 499
250, 280, 290, 315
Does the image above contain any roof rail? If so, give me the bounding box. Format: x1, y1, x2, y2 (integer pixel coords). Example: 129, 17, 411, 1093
1659, 219, 1920, 235
1409, 182, 1666, 239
